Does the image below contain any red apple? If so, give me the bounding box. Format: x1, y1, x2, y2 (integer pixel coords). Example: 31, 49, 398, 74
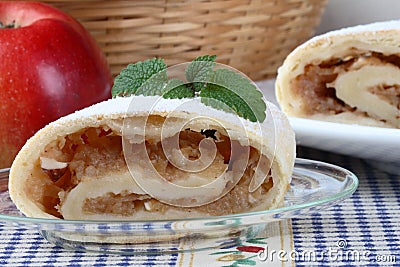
0, 1, 113, 168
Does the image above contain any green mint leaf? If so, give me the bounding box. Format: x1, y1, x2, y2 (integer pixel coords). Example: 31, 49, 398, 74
200, 84, 259, 122
193, 55, 217, 62
185, 55, 216, 92
111, 58, 167, 97
111, 55, 266, 123
135, 69, 168, 96
200, 69, 266, 122
163, 79, 195, 99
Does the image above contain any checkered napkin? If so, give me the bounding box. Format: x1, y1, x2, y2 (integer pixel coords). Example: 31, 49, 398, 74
1, 146, 398, 266
293, 147, 400, 266
0, 217, 293, 267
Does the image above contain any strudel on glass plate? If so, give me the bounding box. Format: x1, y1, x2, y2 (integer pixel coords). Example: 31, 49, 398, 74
9, 95, 295, 220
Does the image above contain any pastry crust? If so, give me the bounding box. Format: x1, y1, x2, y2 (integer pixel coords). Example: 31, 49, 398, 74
276, 20, 400, 128
9, 96, 295, 220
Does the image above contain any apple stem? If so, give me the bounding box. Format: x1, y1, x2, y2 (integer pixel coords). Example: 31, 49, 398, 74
0, 20, 18, 29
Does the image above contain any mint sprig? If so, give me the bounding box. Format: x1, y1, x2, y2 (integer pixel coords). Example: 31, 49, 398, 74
112, 58, 167, 97
163, 79, 194, 99
200, 83, 258, 122
206, 69, 266, 122
111, 55, 266, 122
185, 55, 216, 92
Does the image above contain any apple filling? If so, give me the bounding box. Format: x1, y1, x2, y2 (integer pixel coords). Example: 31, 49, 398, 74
27, 116, 273, 219
292, 51, 400, 127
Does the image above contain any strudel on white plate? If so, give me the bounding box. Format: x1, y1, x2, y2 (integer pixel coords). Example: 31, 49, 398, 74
276, 20, 400, 128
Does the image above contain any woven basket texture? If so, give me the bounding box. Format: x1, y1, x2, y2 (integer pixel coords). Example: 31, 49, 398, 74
41, 0, 327, 80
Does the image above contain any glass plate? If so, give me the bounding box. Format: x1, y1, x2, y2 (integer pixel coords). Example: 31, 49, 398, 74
0, 158, 358, 255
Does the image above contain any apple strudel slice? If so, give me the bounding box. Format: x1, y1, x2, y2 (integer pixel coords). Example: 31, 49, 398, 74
276, 20, 400, 128
9, 96, 295, 220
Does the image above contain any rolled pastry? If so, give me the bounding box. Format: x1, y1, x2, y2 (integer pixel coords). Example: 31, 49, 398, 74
9, 96, 295, 220
276, 20, 400, 128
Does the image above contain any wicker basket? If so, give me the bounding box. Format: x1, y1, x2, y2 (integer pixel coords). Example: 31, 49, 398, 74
41, 0, 327, 80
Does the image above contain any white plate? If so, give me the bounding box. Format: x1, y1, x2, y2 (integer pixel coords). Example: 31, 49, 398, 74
257, 80, 400, 173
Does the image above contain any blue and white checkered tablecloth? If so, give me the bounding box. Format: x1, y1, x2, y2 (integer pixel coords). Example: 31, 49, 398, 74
293, 147, 400, 267
0, 146, 399, 266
